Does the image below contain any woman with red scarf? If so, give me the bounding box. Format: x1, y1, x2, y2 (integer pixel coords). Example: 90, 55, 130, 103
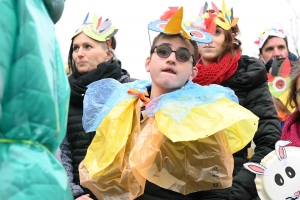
190, 1, 281, 200
281, 67, 300, 147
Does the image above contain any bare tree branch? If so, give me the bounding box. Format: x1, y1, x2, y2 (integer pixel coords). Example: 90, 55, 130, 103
283, 0, 300, 57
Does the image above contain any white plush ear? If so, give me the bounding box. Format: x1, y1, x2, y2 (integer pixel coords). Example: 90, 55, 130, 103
275, 140, 291, 166
244, 163, 270, 176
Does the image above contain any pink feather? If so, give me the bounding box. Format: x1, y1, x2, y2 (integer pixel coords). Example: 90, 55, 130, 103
211, 2, 219, 14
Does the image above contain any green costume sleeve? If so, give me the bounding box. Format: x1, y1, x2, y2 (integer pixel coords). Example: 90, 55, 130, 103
0, 0, 72, 199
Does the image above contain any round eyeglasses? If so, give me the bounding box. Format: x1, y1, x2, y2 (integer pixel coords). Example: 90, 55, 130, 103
152, 45, 195, 65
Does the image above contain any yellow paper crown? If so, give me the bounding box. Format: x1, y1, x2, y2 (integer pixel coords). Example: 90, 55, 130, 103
192, 0, 238, 31
213, 0, 239, 30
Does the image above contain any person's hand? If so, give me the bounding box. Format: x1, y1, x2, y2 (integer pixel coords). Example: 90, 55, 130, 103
75, 194, 93, 200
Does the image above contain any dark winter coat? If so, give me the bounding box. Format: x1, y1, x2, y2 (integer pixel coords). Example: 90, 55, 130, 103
221, 55, 281, 200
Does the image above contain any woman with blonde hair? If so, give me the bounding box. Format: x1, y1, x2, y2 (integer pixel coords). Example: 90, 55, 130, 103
60, 13, 135, 199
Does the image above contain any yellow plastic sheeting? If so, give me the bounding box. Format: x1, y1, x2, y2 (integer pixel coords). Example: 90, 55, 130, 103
155, 97, 259, 153
81, 99, 145, 200
130, 118, 234, 195
84, 97, 137, 178
81, 95, 259, 199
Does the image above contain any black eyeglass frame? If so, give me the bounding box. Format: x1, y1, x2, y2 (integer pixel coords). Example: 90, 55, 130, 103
151, 45, 196, 66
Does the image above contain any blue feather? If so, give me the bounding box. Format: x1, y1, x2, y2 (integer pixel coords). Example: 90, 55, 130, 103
83, 12, 89, 24
225, 13, 231, 24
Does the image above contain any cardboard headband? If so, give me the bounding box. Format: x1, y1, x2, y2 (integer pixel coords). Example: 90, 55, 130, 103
73, 13, 118, 44
188, 0, 239, 35
147, 7, 212, 45
254, 28, 286, 49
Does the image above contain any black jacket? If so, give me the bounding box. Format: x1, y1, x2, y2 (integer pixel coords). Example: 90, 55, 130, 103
221, 55, 281, 200
138, 182, 231, 200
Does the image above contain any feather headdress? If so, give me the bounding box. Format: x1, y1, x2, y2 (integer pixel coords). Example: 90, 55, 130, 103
73, 13, 118, 43
189, 0, 239, 34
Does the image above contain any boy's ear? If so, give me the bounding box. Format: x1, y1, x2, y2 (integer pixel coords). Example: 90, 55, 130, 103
145, 56, 151, 72
189, 67, 198, 80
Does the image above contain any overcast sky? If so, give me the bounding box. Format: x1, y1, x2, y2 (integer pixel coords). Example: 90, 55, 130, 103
55, 0, 300, 80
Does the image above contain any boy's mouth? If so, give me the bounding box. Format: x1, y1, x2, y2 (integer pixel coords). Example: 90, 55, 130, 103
162, 67, 176, 74
204, 46, 214, 48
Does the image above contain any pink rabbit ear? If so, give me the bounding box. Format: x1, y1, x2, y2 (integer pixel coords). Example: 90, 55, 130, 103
199, 6, 204, 15
275, 140, 291, 166
244, 163, 269, 175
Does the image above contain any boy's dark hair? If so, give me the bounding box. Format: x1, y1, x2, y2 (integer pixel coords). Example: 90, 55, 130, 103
150, 33, 199, 66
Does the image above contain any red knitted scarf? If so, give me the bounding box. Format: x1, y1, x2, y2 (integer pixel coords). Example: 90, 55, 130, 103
193, 51, 241, 86
281, 110, 300, 147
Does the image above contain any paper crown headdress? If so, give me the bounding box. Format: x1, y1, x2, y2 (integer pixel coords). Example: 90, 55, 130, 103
147, 7, 212, 45
254, 28, 286, 49
188, 0, 239, 34
73, 13, 118, 44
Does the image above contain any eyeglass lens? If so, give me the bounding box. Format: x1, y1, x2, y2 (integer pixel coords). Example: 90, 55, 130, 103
155, 45, 192, 63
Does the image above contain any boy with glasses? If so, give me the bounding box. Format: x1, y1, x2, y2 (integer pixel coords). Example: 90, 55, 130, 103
79, 7, 259, 200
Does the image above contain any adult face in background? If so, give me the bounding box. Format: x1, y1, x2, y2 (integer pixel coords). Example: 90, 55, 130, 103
198, 26, 227, 65
71, 33, 113, 74
259, 36, 289, 64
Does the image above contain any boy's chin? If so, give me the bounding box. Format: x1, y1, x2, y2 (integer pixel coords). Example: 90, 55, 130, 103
158, 81, 185, 90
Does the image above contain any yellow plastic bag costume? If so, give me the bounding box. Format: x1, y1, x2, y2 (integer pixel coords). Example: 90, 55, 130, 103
80, 79, 259, 199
